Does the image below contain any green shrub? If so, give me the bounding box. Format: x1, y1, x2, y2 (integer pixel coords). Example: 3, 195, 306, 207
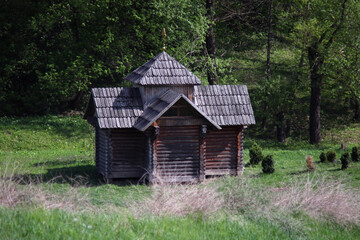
249, 143, 263, 165
262, 155, 274, 174
351, 147, 359, 162
319, 152, 327, 163
326, 150, 336, 163
341, 152, 350, 170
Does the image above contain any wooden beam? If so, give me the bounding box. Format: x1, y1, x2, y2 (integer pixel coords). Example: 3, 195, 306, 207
199, 125, 207, 181
236, 126, 244, 175
152, 126, 159, 183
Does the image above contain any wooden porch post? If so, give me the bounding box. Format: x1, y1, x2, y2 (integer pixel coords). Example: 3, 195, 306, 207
236, 126, 244, 175
151, 126, 159, 183
199, 125, 207, 181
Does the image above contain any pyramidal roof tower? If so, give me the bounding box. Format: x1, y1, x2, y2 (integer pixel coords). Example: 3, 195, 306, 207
124, 51, 202, 85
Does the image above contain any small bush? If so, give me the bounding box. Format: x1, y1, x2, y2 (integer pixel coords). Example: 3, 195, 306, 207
306, 156, 315, 171
249, 143, 263, 165
262, 155, 274, 174
351, 147, 359, 162
340, 152, 350, 170
326, 150, 337, 163
319, 152, 327, 163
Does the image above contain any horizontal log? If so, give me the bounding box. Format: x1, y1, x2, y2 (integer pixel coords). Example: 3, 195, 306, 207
157, 139, 199, 144
206, 165, 236, 169
205, 158, 235, 162
206, 169, 236, 176
156, 148, 199, 154
111, 163, 145, 168
157, 155, 199, 160
205, 148, 236, 153
153, 176, 199, 183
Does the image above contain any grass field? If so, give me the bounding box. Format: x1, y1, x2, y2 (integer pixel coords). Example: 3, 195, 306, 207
0, 115, 359, 239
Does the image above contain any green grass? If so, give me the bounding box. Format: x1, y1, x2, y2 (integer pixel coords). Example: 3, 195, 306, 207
1, 208, 359, 240
0, 115, 359, 239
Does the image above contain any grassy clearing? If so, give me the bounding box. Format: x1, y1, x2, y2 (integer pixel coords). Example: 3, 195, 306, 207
0, 115, 360, 239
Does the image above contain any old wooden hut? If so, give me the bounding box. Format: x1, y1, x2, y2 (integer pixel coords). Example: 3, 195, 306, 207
84, 51, 255, 183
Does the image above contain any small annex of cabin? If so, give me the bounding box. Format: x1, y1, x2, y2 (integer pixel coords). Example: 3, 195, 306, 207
84, 51, 255, 183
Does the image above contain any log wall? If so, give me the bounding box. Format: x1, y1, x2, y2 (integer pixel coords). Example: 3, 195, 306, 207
109, 129, 147, 178
95, 127, 111, 178
204, 126, 242, 176
155, 126, 200, 182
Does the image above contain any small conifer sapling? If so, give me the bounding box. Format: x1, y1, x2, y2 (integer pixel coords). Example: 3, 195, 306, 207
327, 150, 336, 163
319, 152, 327, 163
249, 143, 264, 165
341, 152, 350, 170
351, 147, 359, 162
262, 155, 275, 174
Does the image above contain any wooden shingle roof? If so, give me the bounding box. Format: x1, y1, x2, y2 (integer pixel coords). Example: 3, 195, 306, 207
124, 51, 202, 85
134, 89, 221, 131
86, 85, 255, 129
194, 85, 255, 126
89, 87, 143, 128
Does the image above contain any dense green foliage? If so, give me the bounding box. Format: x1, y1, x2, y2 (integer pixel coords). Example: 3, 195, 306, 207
249, 142, 263, 165
0, 0, 208, 115
320, 152, 328, 163
0, 0, 359, 141
352, 147, 359, 162
327, 150, 337, 163
341, 152, 350, 170
262, 155, 275, 174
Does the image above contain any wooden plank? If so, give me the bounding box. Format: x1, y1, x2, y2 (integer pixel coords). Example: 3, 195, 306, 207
206, 169, 237, 176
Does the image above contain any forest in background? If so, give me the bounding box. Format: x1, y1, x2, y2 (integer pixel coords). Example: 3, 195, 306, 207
1, 0, 359, 143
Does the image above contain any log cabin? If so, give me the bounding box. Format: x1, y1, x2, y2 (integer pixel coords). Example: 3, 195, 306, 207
84, 51, 255, 183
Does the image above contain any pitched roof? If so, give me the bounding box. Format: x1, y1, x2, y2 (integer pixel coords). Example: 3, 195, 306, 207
134, 90, 221, 131
124, 51, 202, 85
87, 87, 143, 128
194, 85, 256, 126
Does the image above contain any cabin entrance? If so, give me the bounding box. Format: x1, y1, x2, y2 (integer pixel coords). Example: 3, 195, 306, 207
155, 126, 200, 182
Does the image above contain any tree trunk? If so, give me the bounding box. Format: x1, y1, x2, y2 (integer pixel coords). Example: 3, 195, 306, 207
354, 98, 360, 120
206, 0, 218, 85
308, 43, 323, 144
276, 112, 286, 143
266, 0, 273, 80
285, 119, 291, 137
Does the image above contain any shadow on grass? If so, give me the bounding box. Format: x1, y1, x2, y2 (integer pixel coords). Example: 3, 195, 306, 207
288, 170, 308, 176
33, 156, 89, 167
328, 168, 342, 172
15, 164, 147, 187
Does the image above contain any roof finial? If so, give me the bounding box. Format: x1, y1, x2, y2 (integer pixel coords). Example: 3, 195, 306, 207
162, 28, 167, 51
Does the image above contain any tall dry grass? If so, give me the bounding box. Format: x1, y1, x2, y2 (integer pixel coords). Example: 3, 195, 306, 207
272, 177, 360, 225
0, 162, 91, 211
130, 179, 224, 217
1, 161, 359, 226
220, 175, 360, 226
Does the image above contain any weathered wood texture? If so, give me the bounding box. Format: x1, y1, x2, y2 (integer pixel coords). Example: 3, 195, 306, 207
155, 126, 200, 182
108, 129, 147, 178
204, 126, 240, 176
124, 51, 202, 86
95, 127, 111, 178
138, 85, 194, 105
237, 127, 244, 175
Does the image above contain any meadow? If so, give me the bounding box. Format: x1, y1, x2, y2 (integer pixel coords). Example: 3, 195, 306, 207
0, 115, 359, 239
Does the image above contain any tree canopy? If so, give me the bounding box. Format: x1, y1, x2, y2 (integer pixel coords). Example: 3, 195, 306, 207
1, 0, 359, 143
